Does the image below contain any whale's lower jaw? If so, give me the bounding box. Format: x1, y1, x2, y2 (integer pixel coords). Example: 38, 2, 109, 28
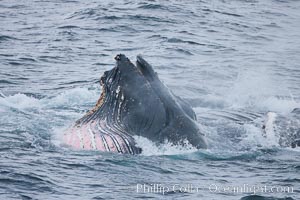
63, 120, 141, 154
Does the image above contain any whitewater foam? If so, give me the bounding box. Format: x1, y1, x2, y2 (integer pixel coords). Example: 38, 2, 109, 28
133, 136, 198, 156
0, 93, 41, 110
0, 87, 99, 110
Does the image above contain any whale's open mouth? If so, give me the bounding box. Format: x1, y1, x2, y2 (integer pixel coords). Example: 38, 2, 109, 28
66, 54, 207, 153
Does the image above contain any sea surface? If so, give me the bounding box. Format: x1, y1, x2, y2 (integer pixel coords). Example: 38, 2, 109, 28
0, 0, 300, 199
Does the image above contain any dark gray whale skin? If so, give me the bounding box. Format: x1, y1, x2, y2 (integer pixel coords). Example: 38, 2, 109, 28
78, 54, 207, 153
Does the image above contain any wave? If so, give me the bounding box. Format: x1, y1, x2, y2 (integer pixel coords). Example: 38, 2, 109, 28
0, 87, 99, 115
57, 25, 80, 29
241, 195, 294, 200
167, 38, 204, 46
0, 35, 20, 42
0, 80, 18, 85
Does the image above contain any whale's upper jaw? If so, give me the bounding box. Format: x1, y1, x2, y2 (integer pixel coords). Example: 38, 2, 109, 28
100, 54, 158, 101
112, 54, 157, 82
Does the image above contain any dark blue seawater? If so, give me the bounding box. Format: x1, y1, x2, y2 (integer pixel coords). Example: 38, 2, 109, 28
1, 0, 300, 199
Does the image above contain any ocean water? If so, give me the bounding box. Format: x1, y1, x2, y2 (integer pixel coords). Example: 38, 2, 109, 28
1, 0, 300, 199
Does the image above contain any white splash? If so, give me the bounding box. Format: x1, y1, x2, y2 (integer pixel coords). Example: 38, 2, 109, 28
225, 67, 299, 114
133, 135, 198, 156
45, 87, 99, 108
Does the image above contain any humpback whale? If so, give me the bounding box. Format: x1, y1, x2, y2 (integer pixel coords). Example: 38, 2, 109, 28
64, 54, 207, 154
